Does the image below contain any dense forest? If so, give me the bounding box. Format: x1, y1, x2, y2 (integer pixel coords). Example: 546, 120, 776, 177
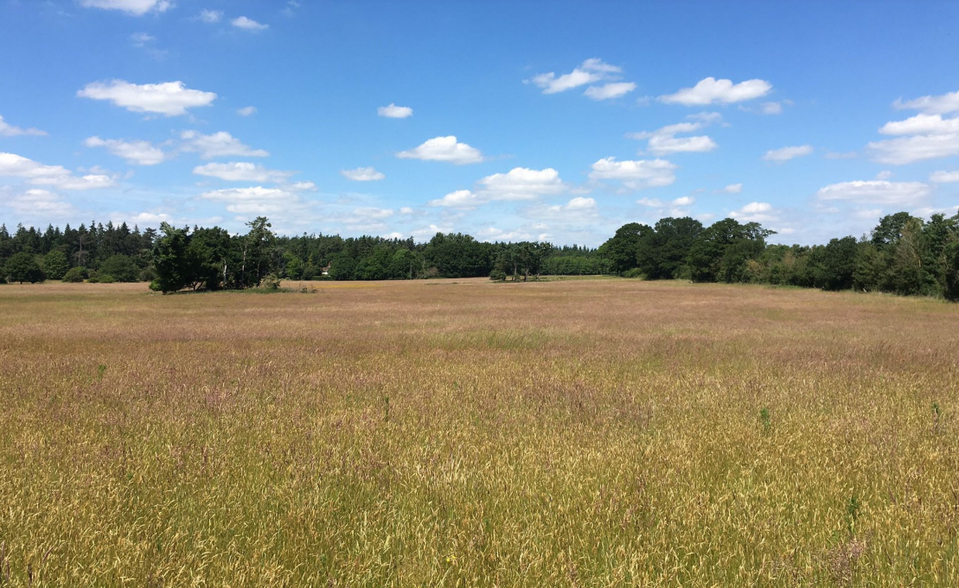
2, 210, 958, 300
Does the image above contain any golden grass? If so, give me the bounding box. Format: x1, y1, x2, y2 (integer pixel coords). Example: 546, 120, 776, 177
1, 278, 958, 586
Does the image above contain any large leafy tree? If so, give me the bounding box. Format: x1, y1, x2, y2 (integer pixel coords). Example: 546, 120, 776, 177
4, 252, 45, 284
599, 223, 652, 275
636, 217, 704, 280
151, 223, 192, 294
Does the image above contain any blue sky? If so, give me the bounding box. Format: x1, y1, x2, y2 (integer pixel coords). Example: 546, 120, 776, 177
1, 0, 958, 246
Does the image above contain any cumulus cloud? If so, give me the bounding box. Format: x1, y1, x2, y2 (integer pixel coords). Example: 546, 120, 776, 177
867, 91, 959, 164
893, 90, 959, 115
477, 167, 566, 201
0, 115, 46, 137
236, 106, 257, 117
816, 180, 932, 206
232, 16, 268, 31
660, 77, 772, 106
719, 183, 742, 194
584, 82, 636, 101
199, 186, 304, 215
930, 170, 959, 183
6, 189, 76, 217
529, 58, 632, 98
288, 181, 317, 191
429, 167, 569, 209
0, 152, 116, 191
762, 145, 813, 162
378, 103, 413, 118
79, 0, 172, 16
429, 189, 482, 209
197, 9, 222, 23
589, 157, 677, 190
730, 202, 778, 223
869, 133, 959, 165
84, 136, 167, 165
628, 120, 718, 155
341, 167, 385, 181
78, 80, 217, 117
397, 136, 483, 164
193, 162, 294, 183
180, 131, 269, 159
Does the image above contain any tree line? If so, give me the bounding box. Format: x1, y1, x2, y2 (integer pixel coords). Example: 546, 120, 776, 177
1, 210, 958, 300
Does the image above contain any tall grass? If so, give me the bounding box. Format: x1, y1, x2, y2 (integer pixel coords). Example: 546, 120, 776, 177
1, 279, 957, 586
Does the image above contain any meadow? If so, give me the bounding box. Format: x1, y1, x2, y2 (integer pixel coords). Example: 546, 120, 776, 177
1, 278, 958, 587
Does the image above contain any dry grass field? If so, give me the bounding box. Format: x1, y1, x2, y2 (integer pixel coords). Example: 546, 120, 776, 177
1, 278, 958, 587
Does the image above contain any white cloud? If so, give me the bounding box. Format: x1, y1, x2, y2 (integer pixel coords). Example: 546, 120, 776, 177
180, 131, 269, 159
378, 103, 413, 118
660, 77, 772, 106
79, 0, 172, 16
128, 211, 172, 224
232, 16, 268, 31
429, 189, 481, 209
78, 80, 217, 117
349, 207, 393, 221
629, 120, 717, 155
761, 102, 783, 115
0, 152, 116, 191
84, 136, 167, 165
340, 167, 385, 181
762, 144, 813, 162
193, 162, 294, 183
730, 202, 778, 223
199, 186, 303, 215
584, 82, 636, 101
719, 183, 742, 194
868, 133, 959, 165
288, 181, 317, 191
129, 32, 154, 46
529, 58, 624, 95
198, 9, 222, 23
397, 135, 483, 164
879, 113, 959, 136
875, 170, 892, 180
816, 180, 932, 206
236, 106, 257, 117
870, 93, 959, 164
477, 167, 566, 201
589, 157, 677, 189
637, 198, 663, 207
930, 170, 959, 183
476, 227, 536, 242
0, 115, 46, 137
429, 167, 568, 209
672, 196, 694, 206
411, 224, 453, 239
893, 90, 959, 115
6, 189, 76, 217
824, 151, 858, 160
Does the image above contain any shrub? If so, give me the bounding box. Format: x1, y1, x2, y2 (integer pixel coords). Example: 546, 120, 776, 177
89, 273, 117, 284
99, 255, 139, 283
489, 268, 506, 281
63, 267, 88, 283
622, 268, 644, 279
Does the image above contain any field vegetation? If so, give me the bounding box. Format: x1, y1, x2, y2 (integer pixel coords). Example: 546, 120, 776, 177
1, 279, 958, 586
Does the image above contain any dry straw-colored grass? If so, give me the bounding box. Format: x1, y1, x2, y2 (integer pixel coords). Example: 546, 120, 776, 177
1, 278, 958, 586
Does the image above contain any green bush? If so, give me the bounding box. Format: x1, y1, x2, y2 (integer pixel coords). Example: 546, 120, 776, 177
489, 268, 506, 281
99, 255, 139, 282
63, 267, 88, 283
622, 268, 644, 279
88, 273, 117, 284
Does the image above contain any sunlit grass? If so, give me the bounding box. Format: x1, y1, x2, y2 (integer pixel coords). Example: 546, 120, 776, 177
1, 279, 957, 586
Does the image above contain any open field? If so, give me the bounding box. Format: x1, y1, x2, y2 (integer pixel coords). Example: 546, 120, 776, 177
1, 279, 958, 586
